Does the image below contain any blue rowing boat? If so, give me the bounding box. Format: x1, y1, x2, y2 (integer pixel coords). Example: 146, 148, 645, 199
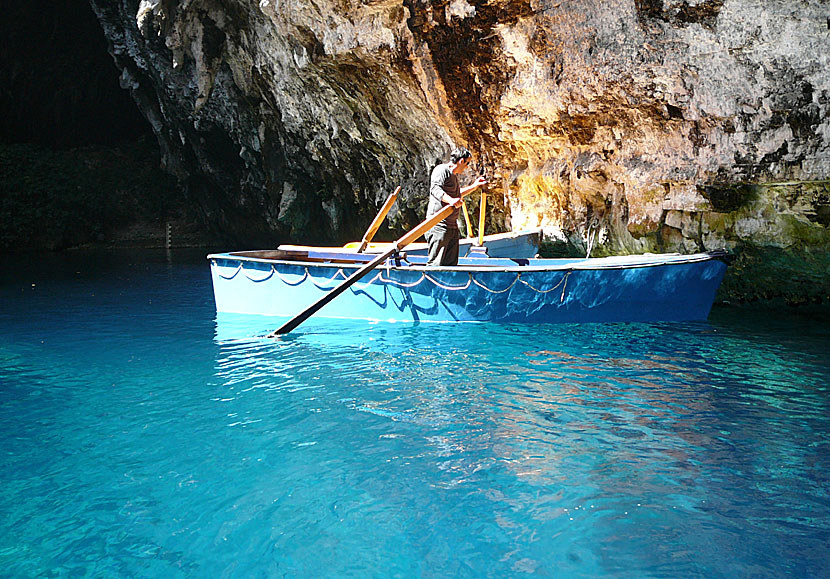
208, 249, 729, 325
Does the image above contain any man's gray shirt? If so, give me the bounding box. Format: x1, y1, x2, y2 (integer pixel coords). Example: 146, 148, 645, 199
427, 163, 460, 230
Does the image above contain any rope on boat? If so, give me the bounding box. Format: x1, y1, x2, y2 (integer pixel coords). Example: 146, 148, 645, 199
424, 273, 472, 291
307, 268, 348, 289
306, 268, 388, 292
470, 275, 518, 294
215, 261, 572, 301
215, 263, 243, 279
376, 271, 474, 291
519, 271, 571, 302
244, 268, 275, 283
379, 271, 490, 292
378, 272, 426, 288
272, 268, 309, 286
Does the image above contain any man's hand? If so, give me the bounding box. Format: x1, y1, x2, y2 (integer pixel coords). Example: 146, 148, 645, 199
460, 176, 488, 197
441, 194, 463, 207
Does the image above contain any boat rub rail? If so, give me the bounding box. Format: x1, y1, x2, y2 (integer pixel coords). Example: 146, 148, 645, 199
207, 249, 730, 273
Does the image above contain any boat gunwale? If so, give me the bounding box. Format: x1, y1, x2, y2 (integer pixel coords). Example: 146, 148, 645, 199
340, 227, 545, 250
207, 250, 727, 274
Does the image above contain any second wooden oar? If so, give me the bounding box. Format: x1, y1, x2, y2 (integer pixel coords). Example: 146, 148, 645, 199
357, 186, 400, 253
461, 200, 473, 239
268, 202, 456, 336
477, 190, 487, 246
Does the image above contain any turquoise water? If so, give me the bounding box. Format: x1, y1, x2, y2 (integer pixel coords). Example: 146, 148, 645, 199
1, 250, 828, 578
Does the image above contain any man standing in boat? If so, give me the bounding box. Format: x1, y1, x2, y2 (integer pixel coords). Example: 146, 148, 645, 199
425, 147, 488, 266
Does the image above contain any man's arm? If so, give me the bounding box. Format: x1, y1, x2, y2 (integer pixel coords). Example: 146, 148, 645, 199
444, 176, 488, 208
430, 167, 487, 208
460, 176, 488, 198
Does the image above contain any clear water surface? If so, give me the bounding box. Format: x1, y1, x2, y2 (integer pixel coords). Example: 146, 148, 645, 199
1, 249, 828, 578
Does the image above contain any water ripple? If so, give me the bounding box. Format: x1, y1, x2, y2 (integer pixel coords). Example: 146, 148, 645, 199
1, 252, 828, 577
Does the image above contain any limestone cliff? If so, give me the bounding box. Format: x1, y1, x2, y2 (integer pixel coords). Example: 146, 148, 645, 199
90, 0, 829, 303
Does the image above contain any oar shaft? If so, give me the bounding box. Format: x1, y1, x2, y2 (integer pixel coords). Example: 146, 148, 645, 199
461, 200, 473, 238
268, 249, 394, 336
477, 190, 486, 246
269, 203, 455, 336
397, 204, 453, 247
358, 186, 400, 252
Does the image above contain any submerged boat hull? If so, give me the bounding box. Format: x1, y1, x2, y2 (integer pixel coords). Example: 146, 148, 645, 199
208, 251, 728, 325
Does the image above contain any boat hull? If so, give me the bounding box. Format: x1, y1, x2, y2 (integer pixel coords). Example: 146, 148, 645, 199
208, 252, 728, 325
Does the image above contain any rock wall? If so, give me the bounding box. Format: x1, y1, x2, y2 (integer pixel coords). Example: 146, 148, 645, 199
90, 0, 829, 302
91, 0, 453, 246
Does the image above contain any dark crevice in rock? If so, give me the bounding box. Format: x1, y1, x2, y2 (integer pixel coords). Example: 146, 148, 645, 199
701, 183, 754, 213
406, 0, 533, 153
634, 0, 724, 30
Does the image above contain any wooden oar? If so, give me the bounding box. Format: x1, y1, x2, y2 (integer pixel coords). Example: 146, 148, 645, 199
357, 186, 400, 252
268, 202, 456, 336
461, 200, 473, 238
